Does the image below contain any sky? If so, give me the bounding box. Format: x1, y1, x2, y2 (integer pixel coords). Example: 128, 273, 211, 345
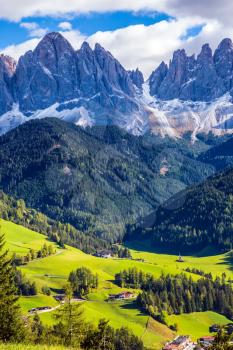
1, 0, 233, 77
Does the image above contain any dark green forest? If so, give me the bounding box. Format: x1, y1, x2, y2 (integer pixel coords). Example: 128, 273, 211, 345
0, 118, 218, 242
128, 166, 233, 252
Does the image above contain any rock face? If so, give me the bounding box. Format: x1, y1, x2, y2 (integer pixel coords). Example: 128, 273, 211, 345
149, 39, 233, 102
74, 42, 137, 117
214, 38, 233, 91
13, 33, 139, 120
15, 32, 78, 112
0, 54, 16, 115
149, 62, 168, 96
128, 68, 144, 89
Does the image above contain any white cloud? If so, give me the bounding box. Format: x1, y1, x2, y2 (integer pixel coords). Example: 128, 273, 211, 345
20, 22, 48, 37
62, 30, 86, 48
85, 17, 217, 77
165, 0, 233, 25
2, 38, 41, 59
0, 0, 232, 24
58, 21, 72, 31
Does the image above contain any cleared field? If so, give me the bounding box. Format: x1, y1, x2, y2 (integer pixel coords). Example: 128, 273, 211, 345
2, 218, 233, 349
166, 311, 230, 340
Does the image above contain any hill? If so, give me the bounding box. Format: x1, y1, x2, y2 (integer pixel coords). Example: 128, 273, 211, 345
128, 163, 233, 252
0, 118, 216, 241
166, 312, 230, 340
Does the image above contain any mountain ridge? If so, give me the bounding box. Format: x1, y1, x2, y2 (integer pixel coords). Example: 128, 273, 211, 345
2, 33, 233, 138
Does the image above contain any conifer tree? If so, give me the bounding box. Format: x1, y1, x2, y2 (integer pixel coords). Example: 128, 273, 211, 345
54, 283, 85, 347
0, 233, 26, 341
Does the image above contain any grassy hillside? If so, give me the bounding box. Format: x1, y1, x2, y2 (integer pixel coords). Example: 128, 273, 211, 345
1, 219, 57, 255
83, 301, 174, 349
166, 312, 230, 340
2, 219, 232, 349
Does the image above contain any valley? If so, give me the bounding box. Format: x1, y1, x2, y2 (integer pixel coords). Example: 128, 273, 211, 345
2, 218, 233, 349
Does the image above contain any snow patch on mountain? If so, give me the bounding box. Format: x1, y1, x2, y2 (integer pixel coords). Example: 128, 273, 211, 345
0, 102, 94, 135
142, 87, 233, 139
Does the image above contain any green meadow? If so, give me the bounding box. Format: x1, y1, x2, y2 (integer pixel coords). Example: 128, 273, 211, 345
1, 219, 56, 255
2, 218, 233, 349
166, 311, 230, 340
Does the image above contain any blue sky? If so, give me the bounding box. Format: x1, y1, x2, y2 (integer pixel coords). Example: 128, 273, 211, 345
0, 11, 171, 47
1, 1, 232, 77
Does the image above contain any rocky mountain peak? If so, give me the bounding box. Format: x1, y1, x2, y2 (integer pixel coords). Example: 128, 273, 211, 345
149, 62, 168, 96
213, 38, 233, 90
79, 41, 93, 55
94, 42, 109, 54
172, 48, 187, 60
36, 31, 74, 52
3, 33, 233, 138
128, 68, 144, 89
149, 39, 233, 101
197, 43, 213, 64
15, 32, 78, 111
217, 38, 233, 51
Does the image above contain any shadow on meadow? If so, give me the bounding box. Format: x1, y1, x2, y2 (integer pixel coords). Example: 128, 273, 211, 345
217, 251, 233, 272
126, 240, 220, 258
119, 300, 147, 316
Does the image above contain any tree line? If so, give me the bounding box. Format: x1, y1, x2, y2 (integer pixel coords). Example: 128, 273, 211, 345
115, 268, 233, 320
12, 243, 56, 266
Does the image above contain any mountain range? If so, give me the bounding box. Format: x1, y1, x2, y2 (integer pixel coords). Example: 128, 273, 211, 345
2, 33, 233, 138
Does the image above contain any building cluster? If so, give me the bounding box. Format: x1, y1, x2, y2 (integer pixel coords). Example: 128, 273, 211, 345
162, 335, 216, 350
162, 323, 233, 350
197, 336, 215, 349
93, 250, 113, 259
109, 291, 135, 300
28, 306, 52, 314
163, 336, 194, 350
